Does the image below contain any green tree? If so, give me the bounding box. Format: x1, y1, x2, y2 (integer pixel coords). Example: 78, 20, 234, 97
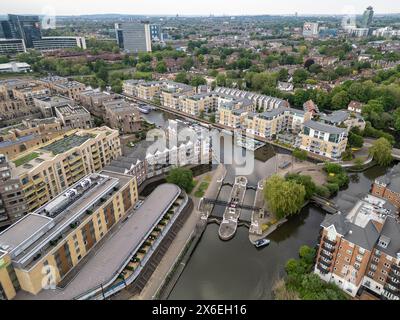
369, 137, 393, 166
166, 167, 195, 193
292, 69, 309, 86
175, 72, 189, 84
182, 57, 194, 71
286, 174, 316, 200
348, 132, 364, 148
331, 91, 350, 110
190, 75, 206, 87
394, 108, 400, 131
264, 175, 306, 219
292, 148, 308, 161
155, 61, 167, 73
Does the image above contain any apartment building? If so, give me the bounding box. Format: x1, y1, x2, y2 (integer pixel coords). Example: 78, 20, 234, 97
0, 154, 27, 228
214, 86, 288, 111
0, 171, 138, 299
12, 83, 50, 107
103, 99, 141, 134
314, 194, 400, 300
299, 120, 348, 159
0, 118, 63, 159
245, 107, 308, 139
371, 163, 400, 210
180, 93, 217, 116
54, 105, 93, 130
320, 110, 366, 132
105, 119, 211, 186
9, 127, 121, 213
34, 95, 75, 118
218, 103, 249, 129
43, 80, 86, 100
78, 90, 115, 119
124, 80, 196, 102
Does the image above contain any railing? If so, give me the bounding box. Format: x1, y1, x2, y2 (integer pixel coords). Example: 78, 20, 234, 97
323, 236, 337, 246
76, 192, 189, 300
322, 243, 335, 253
318, 258, 332, 268
317, 264, 329, 274
320, 251, 332, 260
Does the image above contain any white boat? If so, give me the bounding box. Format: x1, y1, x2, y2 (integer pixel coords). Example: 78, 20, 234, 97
137, 106, 151, 114
254, 239, 270, 248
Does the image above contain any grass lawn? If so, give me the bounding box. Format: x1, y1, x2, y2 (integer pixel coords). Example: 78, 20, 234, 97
13, 152, 40, 167
194, 181, 210, 198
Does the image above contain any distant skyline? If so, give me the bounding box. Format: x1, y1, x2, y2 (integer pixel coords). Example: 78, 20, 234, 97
0, 0, 399, 16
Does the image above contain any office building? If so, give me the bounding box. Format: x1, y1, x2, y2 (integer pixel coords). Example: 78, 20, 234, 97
0, 62, 31, 73
314, 194, 400, 300
7, 15, 42, 48
361, 6, 374, 28
32, 36, 87, 52
116, 22, 152, 53
9, 127, 121, 213
0, 39, 26, 55
150, 24, 163, 41
303, 22, 319, 38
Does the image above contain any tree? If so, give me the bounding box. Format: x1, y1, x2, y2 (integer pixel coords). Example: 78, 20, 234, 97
369, 137, 393, 166
182, 57, 194, 71
264, 175, 306, 219
190, 75, 206, 87
155, 61, 167, 73
394, 108, 400, 131
292, 69, 309, 86
348, 132, 364, 148
175, 72, 189, 84
286, 174, 316, 200
166, 167, 195, 193
353, 158, 364, 171
331, 91, 350, 110
292, 148, 308, 161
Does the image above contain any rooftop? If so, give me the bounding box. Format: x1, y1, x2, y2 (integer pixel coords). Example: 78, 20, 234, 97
15, 183, 181, 300
375, 163, 400, 194
2, 171, 132, 269
41, 133, 93, 155
303, 120, 347, 135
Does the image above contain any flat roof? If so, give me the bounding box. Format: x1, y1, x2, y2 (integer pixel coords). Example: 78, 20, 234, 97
41, 133, 93, 155
16, 183, 181, 300
303, 120, 347, 135
0, 214, 53, 255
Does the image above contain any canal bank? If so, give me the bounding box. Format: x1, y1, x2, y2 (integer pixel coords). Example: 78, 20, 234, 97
167, 165, 391, 300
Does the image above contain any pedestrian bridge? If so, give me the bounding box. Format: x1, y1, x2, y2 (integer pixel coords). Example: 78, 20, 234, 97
310, 195, 341, 214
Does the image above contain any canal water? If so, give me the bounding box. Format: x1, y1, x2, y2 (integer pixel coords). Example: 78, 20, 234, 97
141, 109, 391, 300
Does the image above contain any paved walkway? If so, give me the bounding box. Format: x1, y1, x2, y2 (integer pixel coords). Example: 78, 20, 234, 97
116, 167, 223, 300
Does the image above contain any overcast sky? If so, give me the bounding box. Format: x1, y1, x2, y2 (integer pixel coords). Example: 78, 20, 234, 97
0, 0, 399, 16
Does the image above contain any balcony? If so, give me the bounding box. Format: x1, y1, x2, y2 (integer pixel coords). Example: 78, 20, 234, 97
323, 236, 337, 246
317, 264, 329, 274
323, 243, 335, 253
391, 264, 400, 273
320, 251, 332, 260
386, 276, 400, 289
389, 269, 400, 279
384, 284, 400, 297
318, 258, 332, 268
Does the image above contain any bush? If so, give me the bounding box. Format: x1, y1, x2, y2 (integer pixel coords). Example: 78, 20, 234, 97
315, 185, 330, 198
325, 183, 340, 195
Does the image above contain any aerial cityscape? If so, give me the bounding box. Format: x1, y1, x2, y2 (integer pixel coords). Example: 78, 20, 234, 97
0, 0, 400, 306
